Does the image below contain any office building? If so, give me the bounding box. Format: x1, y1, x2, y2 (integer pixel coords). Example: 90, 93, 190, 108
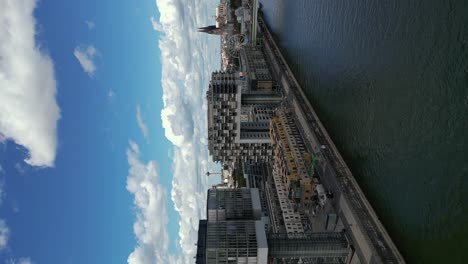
197, 188, 269, 264
240, 47, 275, 92
207, 188, 262, 222
195, 220, 268, 264
196, 187, 351, 264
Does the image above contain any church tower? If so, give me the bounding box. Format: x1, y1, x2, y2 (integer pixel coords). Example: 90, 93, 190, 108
198, 25, 224, 35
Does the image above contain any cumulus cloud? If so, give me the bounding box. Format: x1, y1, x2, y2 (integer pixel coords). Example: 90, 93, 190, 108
136, 105, 149, 140
151, 0, 221, 262
126, 0, 220, 262
0, 219, 9, 250
85, 20, 95, 30
126, 141, 184, 264
150, 16, 163, 32
0, 0, 60, 167
74, 45, 98, 76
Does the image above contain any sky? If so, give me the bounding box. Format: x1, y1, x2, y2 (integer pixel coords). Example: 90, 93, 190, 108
0, 0, 220, 263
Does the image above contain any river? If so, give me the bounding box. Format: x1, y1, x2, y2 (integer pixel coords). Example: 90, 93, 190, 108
259, 0, 468, 263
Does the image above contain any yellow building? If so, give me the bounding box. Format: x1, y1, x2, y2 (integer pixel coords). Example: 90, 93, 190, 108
269, 109, 314, 206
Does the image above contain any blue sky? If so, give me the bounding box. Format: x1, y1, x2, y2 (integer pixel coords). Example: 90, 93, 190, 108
0, 0, 220, 263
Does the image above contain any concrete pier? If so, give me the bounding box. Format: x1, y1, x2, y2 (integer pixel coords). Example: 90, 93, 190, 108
258, 16, 406, 264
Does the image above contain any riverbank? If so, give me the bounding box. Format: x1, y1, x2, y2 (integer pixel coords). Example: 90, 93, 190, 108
258, 15, 406, 263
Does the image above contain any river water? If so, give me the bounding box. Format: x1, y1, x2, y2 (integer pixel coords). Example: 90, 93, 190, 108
259, 0, 468, 263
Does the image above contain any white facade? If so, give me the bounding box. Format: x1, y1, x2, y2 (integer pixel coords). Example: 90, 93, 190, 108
271, 166, 305, 237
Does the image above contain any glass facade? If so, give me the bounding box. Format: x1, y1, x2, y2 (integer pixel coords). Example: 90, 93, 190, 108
207, 188, 255, 221
206, 221, 260, 264
268, 232, 350, 264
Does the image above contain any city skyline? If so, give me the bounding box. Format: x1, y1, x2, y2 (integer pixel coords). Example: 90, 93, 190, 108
1, 0, 466, 263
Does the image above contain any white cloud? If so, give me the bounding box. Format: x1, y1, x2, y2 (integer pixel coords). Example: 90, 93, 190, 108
136, 105, 149, 140
0, 219, 9, 250
107, 89, 116, 103
7, 257, 33, 264
18, 258, 32, 264
74, 45, 98, 76
127, 0, 220, 262
0, 0, 60, 167
14, 163, 27, 175
12, 201, 20, 213
150, 16, 163, 32
126, 141, 184, 264
0, 165, 3, 206
85, 20, 95, 30
0, 177, 4, 206
151, 0, 221, 262
0, 183, 30, 262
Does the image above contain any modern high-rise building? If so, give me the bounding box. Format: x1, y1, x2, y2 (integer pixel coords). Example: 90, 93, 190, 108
207, 188, 263, 222
195, 220, 208, 264
196, 187, 352, 264
207, 71, 280, 164
197, 188, 269, 264
197, 220, 269, 264
240, 47, 275, 92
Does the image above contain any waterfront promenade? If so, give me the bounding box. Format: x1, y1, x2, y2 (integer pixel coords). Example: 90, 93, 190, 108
258, 16, 406, 264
